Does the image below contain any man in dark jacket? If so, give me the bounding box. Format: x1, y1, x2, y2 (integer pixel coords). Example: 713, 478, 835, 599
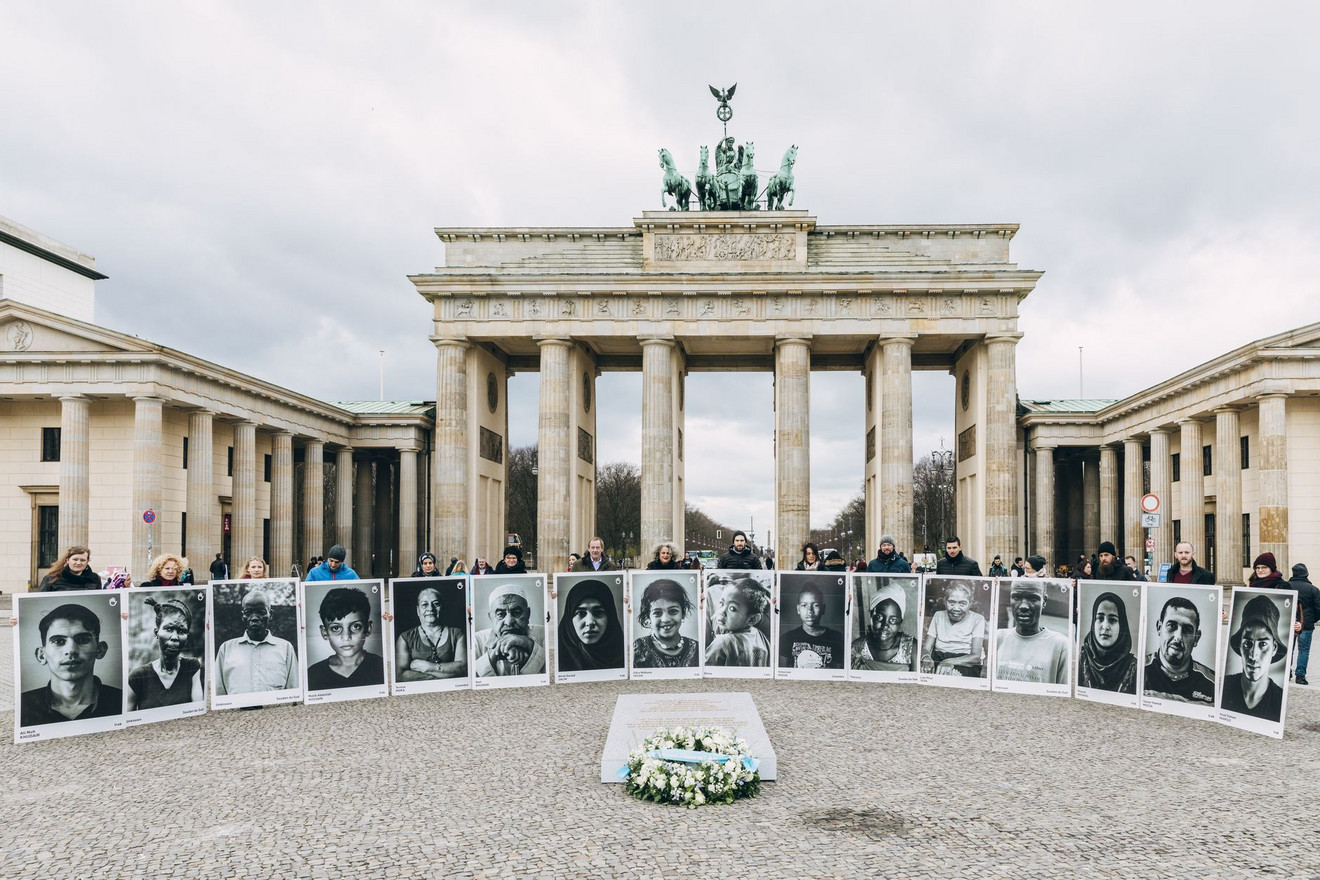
1290, 563, 1319, 686
987, 555, 1009, 577
866, 536, 911, 573
717, 531, 762, 570
1085, 542, 1137, 582
570, 537, 617, 572
936, 537, 982, 576
209, 553, 228, 581
1166, 541, 1214, 585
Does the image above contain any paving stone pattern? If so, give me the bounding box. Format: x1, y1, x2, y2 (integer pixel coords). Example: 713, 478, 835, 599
1, 622, 1319, 879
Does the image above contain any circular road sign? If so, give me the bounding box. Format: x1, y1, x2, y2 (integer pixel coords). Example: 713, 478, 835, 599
1140, 494, 1160, 514
142, 509, 156, 524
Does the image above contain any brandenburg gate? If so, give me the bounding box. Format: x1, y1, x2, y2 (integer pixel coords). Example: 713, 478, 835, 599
411, 210, 1042, 569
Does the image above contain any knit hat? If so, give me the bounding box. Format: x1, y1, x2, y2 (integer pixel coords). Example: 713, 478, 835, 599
327, 544, 347, 562
732, 530, 748, 543
1098, 541, 1118, 556
1252, 552, 1278, 572
880, 535, 896, 548
1293, 563, 1309, 579
1229, 594, 1288, 664
1026, 555, 1047, 574
502, 545, 523, 560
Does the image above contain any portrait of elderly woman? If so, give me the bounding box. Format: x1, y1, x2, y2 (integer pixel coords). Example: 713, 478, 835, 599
1221, 592, 1293, 723
395, 583, 467, 682
851, 579, 919, 674
555, 576, 626, 678
127, 593, 205, 713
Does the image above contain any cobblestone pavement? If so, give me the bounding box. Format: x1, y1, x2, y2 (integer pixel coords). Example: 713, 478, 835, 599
2, 621, 1319, 879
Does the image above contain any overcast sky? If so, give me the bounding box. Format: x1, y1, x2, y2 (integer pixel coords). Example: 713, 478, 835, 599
4, 2, 1318, 537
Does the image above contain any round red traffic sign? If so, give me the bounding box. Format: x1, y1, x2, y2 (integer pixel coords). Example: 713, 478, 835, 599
1140, 494, 1160, 514
142, 509, 156, 524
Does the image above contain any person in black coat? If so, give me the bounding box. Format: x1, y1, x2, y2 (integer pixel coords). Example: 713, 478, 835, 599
494, 546, 527, 574
1289, 563, 1319, 685
1165, 541, 1214, 585
717, 531, 762, 570
647, 542, 682, 570
38, 546, 103, 591
935, 537, 982, 576
1084, 542, 1138, 582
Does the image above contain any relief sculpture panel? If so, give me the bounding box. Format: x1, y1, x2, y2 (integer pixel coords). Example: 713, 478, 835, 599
653, 233, 796, 262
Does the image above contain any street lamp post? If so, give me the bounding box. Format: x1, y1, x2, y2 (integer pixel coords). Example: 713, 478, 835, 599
932, 440, 954, 545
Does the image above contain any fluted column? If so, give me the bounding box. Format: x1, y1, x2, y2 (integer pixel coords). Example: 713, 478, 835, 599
536, 338, 573, 571
302, 439, 325, 559
1123, 439, 1144, 564
398, 447, 419, 573
433, 339, 469, 560
57, 395, 90, 550
270, 431, 294, 576
1179, 419, 1205, 558
1215, 407, 1242, 583
984, 335, 1020, 562
1033, 444, 1055, 564
354, 456, 375, 573
1258, 394, 1290, 570
1149, 429, 1172, 569
1082, 457, 1100, 555
881, 337, 915, 553
232, 421, 258, 566
131, 396, 164, 571
640, 337, 676, 555
1099, 445, 1118, 550
336, 447, 354, 554
186, 410, 216, 578
374, 456, 395, 576
774, 337, 811, 562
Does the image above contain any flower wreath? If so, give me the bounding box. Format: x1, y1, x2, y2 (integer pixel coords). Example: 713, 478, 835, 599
620, 725, 761, 807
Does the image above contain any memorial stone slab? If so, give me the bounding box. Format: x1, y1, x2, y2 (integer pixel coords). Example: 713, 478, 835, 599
600, 691, 776, 783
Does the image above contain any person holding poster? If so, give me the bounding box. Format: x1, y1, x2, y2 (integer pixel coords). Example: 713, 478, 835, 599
921, 582, 986, 677
778, 581, 845, 670
20, 603, 123, 727
474, 583, 545, 676
556, 579, 625, 672
994, 581, 1069, 684
1144, 596, 1215, 704
214, 589, 299, 695
1221, 594, 1289, 721
127, 596, 204, 710
851, 582, 918, 672
704, 576, 771, 666
631, 578, 700, 669
305, 587, 386, 690
395, 586, 467, 682
1077, 591, 1138, 694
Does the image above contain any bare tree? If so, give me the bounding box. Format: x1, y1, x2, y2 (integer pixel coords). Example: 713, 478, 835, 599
596, 461, 641, 562
809, 488, 866, 563
505, 445, 538, 560
684, 504, 738, 555
912, 453, 955, 553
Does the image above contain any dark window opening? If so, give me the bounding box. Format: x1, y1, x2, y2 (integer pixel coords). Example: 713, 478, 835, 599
227, 446, 234, 477
38, 506, 59, 568
1240, 436, 1250, 470
182, 511, 188, 558
1173, 519, 1182, 545
1202, 445, 1212, 477
41, 427, 61, 462
264, 454, 272, 483
1171, 453, 1181, 483
183, 436, 189, 470
1242, 513, 1251, 570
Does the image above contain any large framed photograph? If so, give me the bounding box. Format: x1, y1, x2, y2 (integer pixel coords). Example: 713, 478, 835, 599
991, 578, 1073, 698
702, 570, 775, 679
470, 573, 549, 690
299, 580, 389, 705
919, 576, 994, 691
629, 571, 702, 681
849, 574, 922, 684
1075, 581, 1144, 709
553, 572, 628, 684
13, 590, 126, 743
125, 586, 209, 727
388, 576, 471, 695
1217, 587, 1297, 738
208, 578, 302, 710
775, 572, 848, 681
1140, 584, 1222, 721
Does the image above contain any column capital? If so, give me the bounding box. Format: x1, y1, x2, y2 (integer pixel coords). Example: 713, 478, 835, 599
534, 336, 573, 348
272, 429, 295, 439
1257, 390, 1290, 401
1098, 442, 1116, 451
58, 393, 90, 403
1031, 441, 1057, 453
1177, 416, 1203, 427
1147, 426, 1170, 436
233, 419, 259, 429
397, 444, 421, 455
775, 334, 812, 348
879, 335, 917, 348
304, 438, 326, 450
638, 335, 676, 347
1212, 405, 1242, 416
984, 331, 1024, 344
130, 394, 166, 405
430, 336, 471, 351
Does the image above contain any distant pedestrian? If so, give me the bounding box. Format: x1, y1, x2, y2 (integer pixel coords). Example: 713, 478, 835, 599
1125, 556, 1148, 582
1289, 563, 1319, 686
988, 555, 1009, 578
210, 553, 228, 581
1010, 557, 1025, 578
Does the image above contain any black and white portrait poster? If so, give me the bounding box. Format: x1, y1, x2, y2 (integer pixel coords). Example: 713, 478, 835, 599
849, 574, 922, 684
553, 572, 627, 684
919, 576, 994, 691
207, 578, 302, 710
1074, 581, 1144, 709
124, 586, 209, 727
702, 570, 775, 680
775, 572, 848, 682
299, 580, 389, 705
628, 571, 702, 681
1217, 587, 1297, 738
1140, 584, 1222, 721
470, 574, 549, 690
991, 578, 1073, 698
13, 590, 125, 744
388, 576, 471, 696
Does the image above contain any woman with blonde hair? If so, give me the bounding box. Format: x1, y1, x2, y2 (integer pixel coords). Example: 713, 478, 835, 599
38, 546, 102, 591
142, 554, 187, 587
239, 556, 269, 579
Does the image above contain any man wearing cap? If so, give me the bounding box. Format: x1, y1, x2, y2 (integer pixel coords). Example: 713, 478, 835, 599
1143, 596, 1215, 704
1087, 542, 1136, 581
717, 531, 762, 570
473, 583, 545, 676
1288, 563, 1319, 686
1222, 594, 1289, 720
851, 583, 917, 671
306, 545, 360, 581
1167, 541, 1214, 585
994, 581, 1070, 684
866, 536, 910, 574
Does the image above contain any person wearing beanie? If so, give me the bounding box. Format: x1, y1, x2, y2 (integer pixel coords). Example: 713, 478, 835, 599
1168, 541, 1215, 585
412, 553, 441, 578
1221, 594, 1289, 721
1088, 542, 1136, 581
717, 530, 762, 570
306, 545, 359, 581
495, 545, 527, 574
1023, 555, 1049, 577
1248, 553, 1285, 590
1288, 563, 1319, 685
867, 536, 911, 574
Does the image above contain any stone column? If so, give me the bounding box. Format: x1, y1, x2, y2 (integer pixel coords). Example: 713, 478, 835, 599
1215, 407, 1242, 583
1099, 445, 1119, 549
270, 432, 294, 576
984, 335, 1020, 562
1123, 439, 1144, 563
232, 421, 258, 566
433, 339, 469, 560
881, 337, 915, 553
1082, 457, 1100, 555
302, 439, 325, 559
1179, 419, 1205, 557
1258, 394, 1290, 570
398, 447, 419, 573
336, 447, 354, 554
640, 337, 676, 554
536, 338, 573, 572
1033, 444, 1055, 564
1149, 429, 1173, 569
57, 395, 90, 550
375, 456, 395, 576
774, 337, 811, 563
131, 396, 164, 571
186, 410, 216, 578
354, 456, 375, 574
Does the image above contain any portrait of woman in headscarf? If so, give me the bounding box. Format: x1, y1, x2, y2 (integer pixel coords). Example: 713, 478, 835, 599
556, 578, 625, 672
1077, 590, 1137, 694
